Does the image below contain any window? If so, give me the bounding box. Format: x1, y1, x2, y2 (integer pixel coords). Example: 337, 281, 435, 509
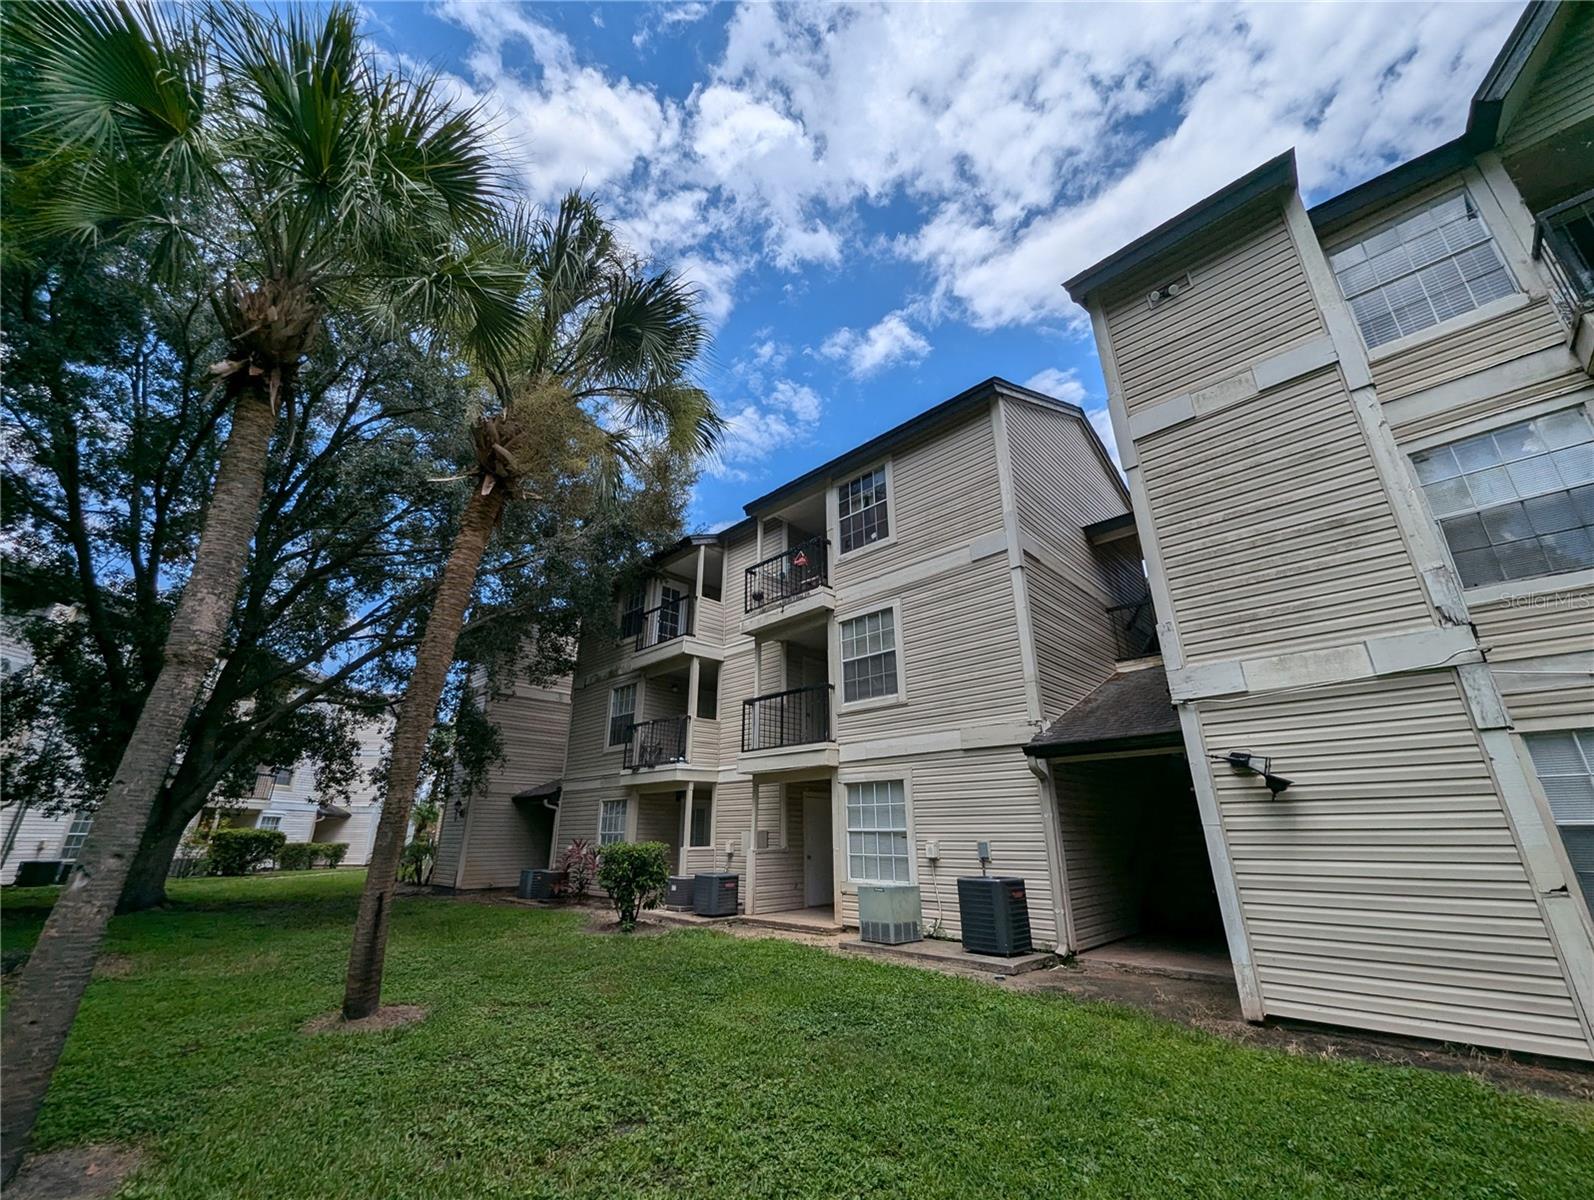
689, 789, 713, 847
1329, 191, 1516, 349
840, 608, 899, 703
599, 799, 627, 847
259, 814, 283, 833
607, 683, 637, 748
1524, 730, 1594, 918
1412, 408, 1594, 587
838, 466, 889, 553
846, 780, 909, 882
618, 589, 645, 640
60, 814, 93, 862
272, 768, 294, 787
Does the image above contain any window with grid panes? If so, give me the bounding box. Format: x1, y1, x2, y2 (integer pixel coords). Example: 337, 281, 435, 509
599, 799, 627, 846
60, 813, 93, 862
1329, 191, 1517, 349
1524, 730, 1594, 918
846, 780, 909, 882
607, 683, 637, 748
258, 814, 282, 832
840, 608, 898, 702
837, 467, 889, 553
1411, 408, 1594, 587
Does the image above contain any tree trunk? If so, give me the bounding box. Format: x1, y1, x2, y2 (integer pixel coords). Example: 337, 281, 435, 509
116, 813, 189, 913
341, 484, 507, 1020
0, 389, 277, 1186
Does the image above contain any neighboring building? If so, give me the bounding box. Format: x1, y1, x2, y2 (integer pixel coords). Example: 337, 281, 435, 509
190, 712, 394, 866
451, 376, 1134, 951
1058, 0, 1593, 1060
432, 672, 573, 891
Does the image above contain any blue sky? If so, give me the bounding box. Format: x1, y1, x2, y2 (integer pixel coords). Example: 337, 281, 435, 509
365, 1, 1521, 530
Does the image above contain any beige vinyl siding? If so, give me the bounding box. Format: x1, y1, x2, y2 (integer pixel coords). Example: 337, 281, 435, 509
1023, 554, 1117, 720
1388, 372, 1591, 443
837, 750, 1060, 947
1053, 758, 1141, 950
1472, 584, 1594, 726
635, 792, 682, 861
1501, 3, 1594, 154
1005, 401, 1127, 583
1102, 203, 1326, 413
836, 554, 1029, 742
830, 410, 1004, 588
1197, 673, 1591, 1060
752, 783, 808, 913
1370, 297, 1568, 403
1137, 368, 1432, 663
0, 806, 79, 884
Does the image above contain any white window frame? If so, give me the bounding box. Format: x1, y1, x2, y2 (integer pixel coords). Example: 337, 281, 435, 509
60, 813, 94, 862
1325, 185, 1522, 358
1522, 729, 1594, 919
688, 789, 714, 849
840, 772, 915, 885
832, 459, 895, 558
606, 681, 640, 751
272, 768, 294, 787
834, 599, 906, 712
258, 814, 283, 833
1409, 403, 1594, 593
599, 798, 629, 847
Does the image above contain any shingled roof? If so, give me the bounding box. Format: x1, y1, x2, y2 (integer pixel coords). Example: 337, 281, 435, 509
1024, 664, 1181, 758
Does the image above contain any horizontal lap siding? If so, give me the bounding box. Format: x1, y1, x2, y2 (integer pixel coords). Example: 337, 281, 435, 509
837, 555, 1029, 742
1388, 372, 1591, 443
832, 411, 1003, 589
1103, 207, 1325, 413
1053, 759, 1141, 951
1371, 299, 1568, 403
1022, 555, 1117, 720
635, 793, 680, 855
1005, 401, 1127, 587
457, 687, 572, 889
1138, 369, 1432, 663
837, 750, 1059, 947
1197, 674, 1590, 1059
753, 785, 806, 913
1472, 586, 1594, 725
1501, 4, 1594, 153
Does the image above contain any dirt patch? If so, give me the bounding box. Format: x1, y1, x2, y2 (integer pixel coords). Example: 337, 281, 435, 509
91, 954, 136, 980
6, 1144, 144, 1200
301, 1004, 428, 1035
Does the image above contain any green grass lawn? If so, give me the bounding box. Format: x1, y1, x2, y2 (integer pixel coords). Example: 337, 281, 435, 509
3, 872, 1591, 1199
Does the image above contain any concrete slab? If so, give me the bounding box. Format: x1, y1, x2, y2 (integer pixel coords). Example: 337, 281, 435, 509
839, 937, 1058, 976
1077, 936, 1234, 984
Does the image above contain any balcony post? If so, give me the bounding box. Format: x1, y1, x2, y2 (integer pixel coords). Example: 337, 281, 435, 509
694, 544, 706, 599
747, 780, 761, 915
678, 782, 694, 875
685, 657, 701, 759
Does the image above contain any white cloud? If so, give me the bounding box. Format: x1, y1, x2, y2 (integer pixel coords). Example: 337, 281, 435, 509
634, 2, 714, 51
820, 311, 931, 378
1087, 406, 1121, 471
1022, 367, 1089, 408
708, 376, 826, 479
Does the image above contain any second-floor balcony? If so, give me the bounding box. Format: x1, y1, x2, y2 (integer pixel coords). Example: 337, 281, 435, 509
1533, 189, 1594, 375
741, 536, 835, 637
1106, 595, 1160, 661
739, 684, 838, 776
623, 715, 690, 771
623, 594, 725, 668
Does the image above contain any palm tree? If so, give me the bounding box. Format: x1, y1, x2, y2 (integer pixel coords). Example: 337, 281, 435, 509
342, 194, 720, 1019
0, 3, 519, 1180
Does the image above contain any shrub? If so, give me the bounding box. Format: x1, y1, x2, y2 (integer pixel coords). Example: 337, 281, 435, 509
596, 841, 670, 931
207, 828, 287, 876
314, 842, 349, 868
556, 838, 598, 898
277, 842, 316, 871
399, 839, 432, 884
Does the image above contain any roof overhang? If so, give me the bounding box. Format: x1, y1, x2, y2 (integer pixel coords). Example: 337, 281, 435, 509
513, 780, 562, 804
315, 802, 351, 820
1063, 150, 1298, 305
1025, 730, 1184, 760
1083, 512, 1137, 546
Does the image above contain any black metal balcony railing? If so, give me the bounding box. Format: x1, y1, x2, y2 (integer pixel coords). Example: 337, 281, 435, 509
741, 684, 832, 753
744, 536, 829, 613
1106, 595, 1160, 660
624, 715, 690, 770
634, 595, 694, 652
1533, 189, 1594, 326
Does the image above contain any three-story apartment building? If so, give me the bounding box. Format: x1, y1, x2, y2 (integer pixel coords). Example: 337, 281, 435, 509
456, 378, 1133, 949
1061, 0, 1594, 1060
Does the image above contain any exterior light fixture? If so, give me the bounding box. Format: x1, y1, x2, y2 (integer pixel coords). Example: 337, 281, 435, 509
1215, 750, 1293, 797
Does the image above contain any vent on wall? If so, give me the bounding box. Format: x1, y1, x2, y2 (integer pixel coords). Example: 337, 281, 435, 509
1147, 273, 1192, 310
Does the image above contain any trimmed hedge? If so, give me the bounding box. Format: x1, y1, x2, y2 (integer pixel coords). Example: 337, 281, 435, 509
208, 828, 286, 876
596, 841, 670, 931
275, 841, 351, 872
316, 842, 348, 867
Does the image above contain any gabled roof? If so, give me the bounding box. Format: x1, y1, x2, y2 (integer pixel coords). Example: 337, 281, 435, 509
1024, 664, 1181, 759
739, 375, 1118, 517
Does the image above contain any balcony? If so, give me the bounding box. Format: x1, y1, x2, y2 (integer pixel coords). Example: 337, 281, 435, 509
624, 595, 725, 669
622, 715, 716, 786
741, 536, 835, 638
1106, 595, 1160, 661
1533, 189, 1594, 375
738, 684, 838, 777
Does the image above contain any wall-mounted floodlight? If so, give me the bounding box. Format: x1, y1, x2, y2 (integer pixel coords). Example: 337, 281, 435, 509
1215, 750, 1293, 796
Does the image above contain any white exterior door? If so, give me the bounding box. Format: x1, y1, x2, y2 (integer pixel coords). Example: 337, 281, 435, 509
803, 788, 833, 906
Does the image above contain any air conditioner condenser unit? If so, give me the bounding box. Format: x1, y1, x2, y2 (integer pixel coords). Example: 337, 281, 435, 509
858, 882, 922, 945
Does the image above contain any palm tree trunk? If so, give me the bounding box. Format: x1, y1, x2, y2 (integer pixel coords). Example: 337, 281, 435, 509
0, 389, 276, 1186
342, 483, 507, 1020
